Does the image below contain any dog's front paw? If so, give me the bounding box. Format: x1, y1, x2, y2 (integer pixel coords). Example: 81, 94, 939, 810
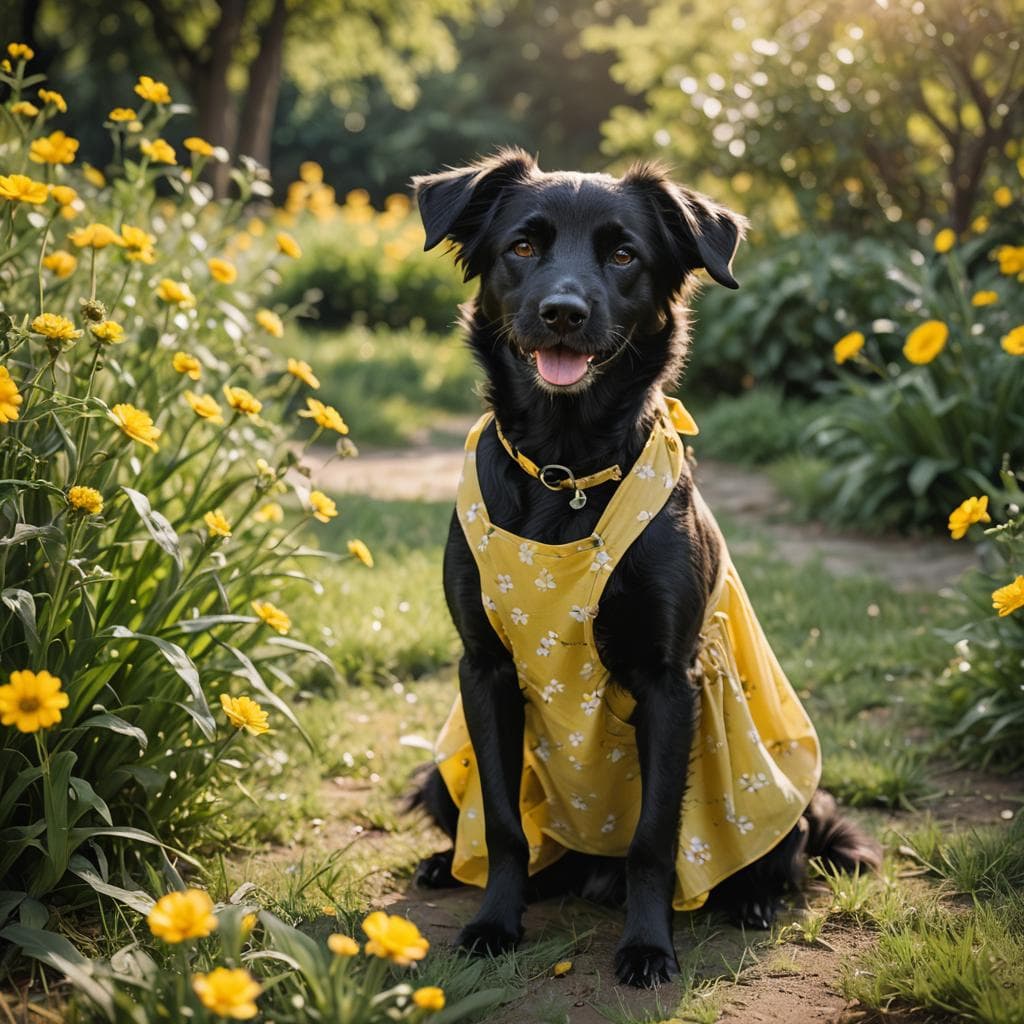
414, 851, 460, 889
731, 897, 780, 931
457, 917, 522, 956
614, 942, 679, 988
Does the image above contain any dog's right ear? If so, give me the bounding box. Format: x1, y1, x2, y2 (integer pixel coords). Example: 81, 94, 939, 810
412, 148, 536, 280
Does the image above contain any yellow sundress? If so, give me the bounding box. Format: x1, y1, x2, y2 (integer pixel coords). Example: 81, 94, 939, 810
434, 396, 821, 910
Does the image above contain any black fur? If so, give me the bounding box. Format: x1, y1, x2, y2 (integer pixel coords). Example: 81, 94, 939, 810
408, 149, 881, 987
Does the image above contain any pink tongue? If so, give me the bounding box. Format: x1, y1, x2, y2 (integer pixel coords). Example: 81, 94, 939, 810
535, 346, 590, 386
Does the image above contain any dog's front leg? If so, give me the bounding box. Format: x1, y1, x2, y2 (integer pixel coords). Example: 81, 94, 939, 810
456, 649, 529, 955
615, 668, 697, 987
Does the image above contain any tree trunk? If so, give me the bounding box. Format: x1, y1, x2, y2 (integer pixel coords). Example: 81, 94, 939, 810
236, 0, 290, 172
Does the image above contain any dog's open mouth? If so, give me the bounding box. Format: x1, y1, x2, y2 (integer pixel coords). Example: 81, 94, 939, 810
531, 345, 595, 387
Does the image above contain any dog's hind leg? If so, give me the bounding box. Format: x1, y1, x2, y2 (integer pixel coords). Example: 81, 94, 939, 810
410, 767, 463, 890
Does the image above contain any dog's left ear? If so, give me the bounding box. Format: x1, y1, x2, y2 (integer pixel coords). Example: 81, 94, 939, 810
625, 163, 747, 290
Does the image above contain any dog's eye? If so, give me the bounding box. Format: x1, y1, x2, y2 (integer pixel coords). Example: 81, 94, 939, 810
512, 240, 535, 258
611, 248, 634, 266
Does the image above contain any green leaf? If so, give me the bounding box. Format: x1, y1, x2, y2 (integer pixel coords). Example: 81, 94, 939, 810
78, 711, 148, 751
69, 854, 154, 915
0, 523, 59, 547
267, 636, 337, 674
175, 613, 256, 633
121, 486, 183, 568
257, 911, 328, 988
1, 588, 38, 650
433, 987, 508, 1023
69, 777, 113, 827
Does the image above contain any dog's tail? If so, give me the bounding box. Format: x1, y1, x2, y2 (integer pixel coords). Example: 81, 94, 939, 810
803, 789, 883, 874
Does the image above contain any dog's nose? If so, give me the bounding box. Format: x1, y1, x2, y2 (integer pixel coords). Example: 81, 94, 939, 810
539, 294, 589, 335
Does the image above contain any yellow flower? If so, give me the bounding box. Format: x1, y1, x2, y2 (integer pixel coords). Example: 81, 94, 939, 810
148, 889, 217, 944
254, 502, 283, 524
833, 330, 864, 365
309, 490, 338, 524
68, 223, 123, 249
992, 576, 1024, 617
328, 934, 360, 957
140, 138, 176, 164
0, 173, 49, 204
298, 397, 348, 435
83, 164, 106, 188
322, 905, 337, 917
208, 257, 237, 284
903, 320, 948, 365
223, 385, 262, 417
347, 539, 373, 567
42, 249, 77, 278
29, 130, 79, 165
947, 496, 991, 540
971, 290, 998, 307
276, 231, 302, 258
994, 186, 1013, 208
193, 967, 261, 1020
173, 351, 202, 380
204, 509, 232, 538
287, 358, 320, 389
49, 185, 77, 207
255, 458, 275, 480
247, 216, 265, 237
134, 75, 172, 105
0, 366, 23, 423
933, 229, 955, 253
91, 320, 124, 344
251, 600, 291, 635
184, 136, 215, 157
299, 161, 324, 183
220, 693, 269, 735
255, 309, 284, 337
361, 911, 429, 966
995, 245, 1024, 277
156, 278, 196, 308
413, 987, 446, 1011
68, 485, 103, 515
10, 101, 39, 117
31, 313, 81, 342
241, 913, 257, 937
121, 224, 156, 263
110, 403, 161, 452
108, 107, 137, 122
37, 89, 66, 112
0, 670, 68, 734
971, 215, 990, 233
553, 960, 573, 977
184, 390, 224, 424
7, 43, 34, 61
1001, 325, 1024, 356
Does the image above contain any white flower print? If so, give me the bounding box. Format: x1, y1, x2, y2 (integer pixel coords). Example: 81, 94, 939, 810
540, 679, 565, 703
511, 607, 529, 626
466, 808, 477, 820
733, 815, 754, 834
570, 604, 597, 623
536, 630, 559, 657
534, 736, 551, 762
636, 509, 652, 522
739, 771, 770, 793
465, 502, 481, 523
662, 472, 675, 489
496, 573, 514, 593
607, 746, 625, 764
683, 836, 711, 864
580, 688, 605, 716
747, 728, 761, 745
579, 661, 594, 680
476, 533, 490, 552
590, 550, 613, 573
600, 813, 618, 834
518, 542, 536, 565
481, 593, 497, 611
634, 463, 655, 479
535, 567, 556, 590
568, 731, 584, 748
570, 793, 589, 811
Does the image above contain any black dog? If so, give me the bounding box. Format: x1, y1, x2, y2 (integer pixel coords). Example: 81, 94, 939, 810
409, 149, 881, 987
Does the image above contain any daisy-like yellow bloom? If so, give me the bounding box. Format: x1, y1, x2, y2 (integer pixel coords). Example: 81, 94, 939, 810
172, 351, 202, 380
10, 101, 39, 117
255, 308, 284, 337
184, 390, 224, 424
996, 245, 1024, 277
0, 670, 68, 734
933, 229, 955, 254
276, 231, 302, 258
240, 913, 257, 937
37, 89, 66, 113
0, 366, 23, 423
156, 278, 196, 308
254, 502, 283, 524
192, 967, 261, 1020
147, 889, 217, 943
220, 694, 269, 736
552, 960, 573, 977
208, 257, 237, 284
327, 934, 360, 957
140, 138, 176, 164
361, 911, 429, 966
299, 397, 348, 435
68, 485, 103, 515
110, 403, 161, 452
31, 313, 81, 342
0, 174, 49, 204
82, 164, 106, 188
91, 320, 124, 344
287, 358, 320, 389
42, 249, 77, 278
223, 385, 262, 417
299, 161, 324, 184
971, 290, 998, 307
903, 319, 948, 365
309, 490, 338, 524
29, 130, 79, 165
49, 185, 77, 207
1002, 325, 1024, 356
992, 576, 1024, 617
7, 43, 34, 61
833, 330, 864, 365
134, 75, 172, 105
251, 600, 291, 635
68, 223, 123, 249
971, 215, 990, 233
994, 186, 1013, 208
413, 987, 446, 1012
947, 496, 991, 540
120, 223, 156, 263
204, 509, 232, 538
108, 107, 137, 122
348, 539, 374, 568
184, 136, 215, 157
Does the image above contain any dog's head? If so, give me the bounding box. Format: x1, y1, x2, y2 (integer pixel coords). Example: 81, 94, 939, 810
413, 148, 746, 393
